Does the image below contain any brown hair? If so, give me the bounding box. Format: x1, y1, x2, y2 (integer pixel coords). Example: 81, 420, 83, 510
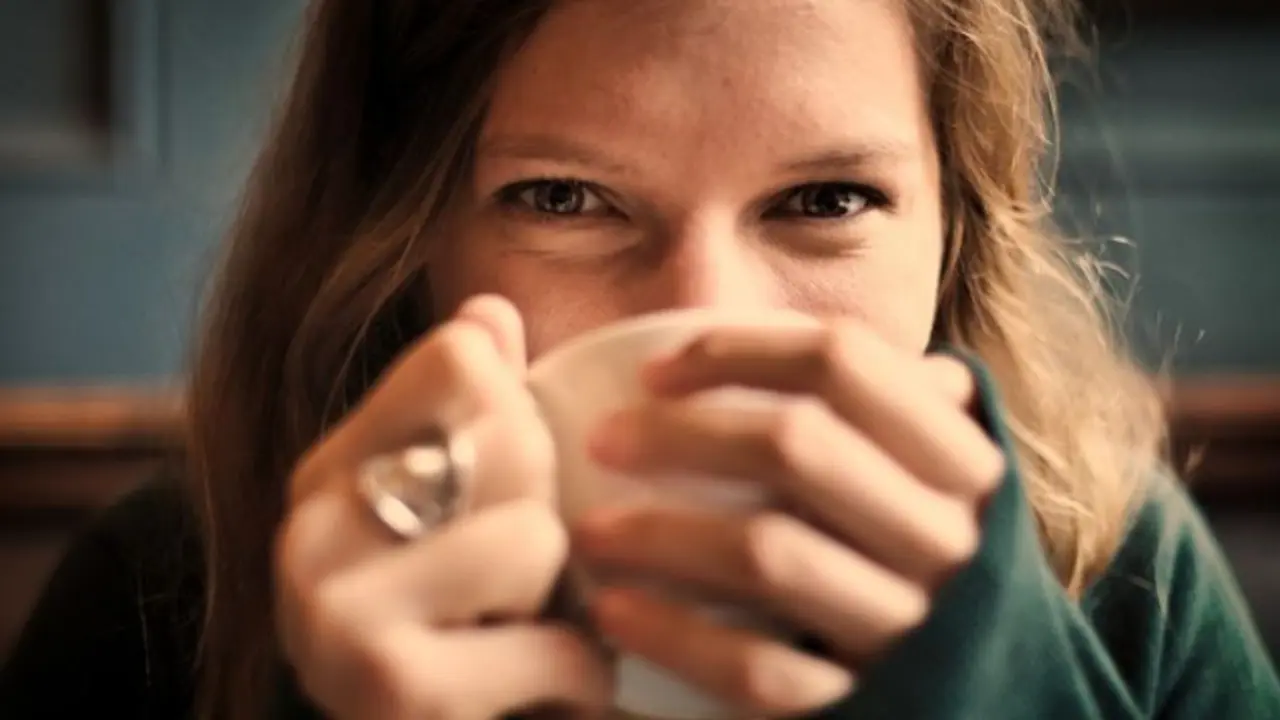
187, 0, 1165, 716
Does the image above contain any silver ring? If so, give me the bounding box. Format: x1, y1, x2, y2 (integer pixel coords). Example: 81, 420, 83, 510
356, 430, 476, 540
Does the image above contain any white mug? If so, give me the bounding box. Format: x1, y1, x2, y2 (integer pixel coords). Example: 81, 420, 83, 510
526, 307, 821, 720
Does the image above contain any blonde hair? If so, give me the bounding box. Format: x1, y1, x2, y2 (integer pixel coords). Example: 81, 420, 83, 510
187, 0, 1165, 716
910, 0, 1165, 593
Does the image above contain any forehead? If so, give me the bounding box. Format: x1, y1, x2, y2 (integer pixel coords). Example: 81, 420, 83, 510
483, 0, 929, 161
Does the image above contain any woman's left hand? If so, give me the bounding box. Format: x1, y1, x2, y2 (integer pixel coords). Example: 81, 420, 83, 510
575, 319, 1007, 716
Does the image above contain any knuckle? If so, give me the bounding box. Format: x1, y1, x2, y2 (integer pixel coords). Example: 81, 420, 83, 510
287, 580, 382, 709
764, 399, 828, 475
464, 410, 559, 510
288, 444, 339, 506
435, 322, 488, 368
288, 450, 320, 502
430, 322, 495, 382
820, 320, 895, 407
502, 411, 558, 475
741, 512, 804, 593
274, 512, 307, 588
724, 646, 777, 706
683, 332, 725, 364
275, 506, 340, 667
503, 499, 570, 569
280, 545, 469, 720
309, 574, 366, 637
274, 499, 330, 597
822, 320, 870, 378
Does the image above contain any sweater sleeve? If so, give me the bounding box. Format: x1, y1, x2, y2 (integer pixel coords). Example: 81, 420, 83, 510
813, 358, 1280, 720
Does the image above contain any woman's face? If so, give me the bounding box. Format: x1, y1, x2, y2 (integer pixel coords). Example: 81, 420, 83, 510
430, 0, 944, 360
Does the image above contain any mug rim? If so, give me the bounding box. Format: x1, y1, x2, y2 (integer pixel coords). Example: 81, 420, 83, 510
527, 306, 820, 383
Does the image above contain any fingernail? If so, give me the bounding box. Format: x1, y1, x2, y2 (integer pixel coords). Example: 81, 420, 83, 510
587, 412, 640, 467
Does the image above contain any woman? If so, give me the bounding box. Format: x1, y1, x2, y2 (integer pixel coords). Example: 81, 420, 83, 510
2, 0, 1276, 718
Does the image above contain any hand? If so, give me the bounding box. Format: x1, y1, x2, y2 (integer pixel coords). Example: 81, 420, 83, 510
576, 319, 1004, 715
276, 296, 611, 720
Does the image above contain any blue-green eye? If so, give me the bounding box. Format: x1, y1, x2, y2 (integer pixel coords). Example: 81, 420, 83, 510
776, 183, 878, 219
499, 179, 608, 216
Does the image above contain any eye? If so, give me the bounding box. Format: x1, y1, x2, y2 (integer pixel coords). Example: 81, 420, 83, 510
498, 179, 609, 216
773, 183, 879, 219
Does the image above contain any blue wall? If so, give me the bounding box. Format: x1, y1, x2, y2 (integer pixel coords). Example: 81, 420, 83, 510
0, 0, 305, 385
1056, 26, 1280, 374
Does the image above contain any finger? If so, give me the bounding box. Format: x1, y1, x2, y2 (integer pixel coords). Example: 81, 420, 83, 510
642, 321, 1002, 499
578, 508, 931, 661
642, 323, 822, 396
589, 399, 978, 587
317, 623, 611, 720
275, 487, 393, 669
290, 318, 555, 514
277, 485, 392, 604
433, 624, 612, 718
647, 328, 975, 408
324, 499, 570, 627
921, 354, 977, 408
331, 319, 533, 471
591, 587, 853, 716
455, 293, 528, 372
289, 318, 513, 504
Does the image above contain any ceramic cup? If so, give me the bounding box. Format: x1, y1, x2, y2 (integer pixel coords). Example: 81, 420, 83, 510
526, 307, 821, 720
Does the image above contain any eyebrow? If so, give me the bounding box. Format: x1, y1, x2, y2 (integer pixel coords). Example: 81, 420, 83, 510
781, 141, 919, 174
476, 133, 918, 175
476, 134, 635, 175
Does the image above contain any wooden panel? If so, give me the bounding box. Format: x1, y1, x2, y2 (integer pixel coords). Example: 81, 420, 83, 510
0, 387, 182, 508
0, 388, 181, 660
1169, 377, 1280, 501
0, 388, 182, 450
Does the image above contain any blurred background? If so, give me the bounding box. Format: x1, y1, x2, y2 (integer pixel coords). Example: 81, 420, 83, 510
0, 0, 1278, 666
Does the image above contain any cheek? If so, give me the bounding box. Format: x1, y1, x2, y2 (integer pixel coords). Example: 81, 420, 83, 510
427, 239, 627, 360
786, 237, 943, 354
513, 283, 624, 360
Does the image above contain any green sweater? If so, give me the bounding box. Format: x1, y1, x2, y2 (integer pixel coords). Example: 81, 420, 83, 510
3, 364, 1278, 719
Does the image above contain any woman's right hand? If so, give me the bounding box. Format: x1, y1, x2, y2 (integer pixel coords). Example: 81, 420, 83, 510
275, 295, 613, 720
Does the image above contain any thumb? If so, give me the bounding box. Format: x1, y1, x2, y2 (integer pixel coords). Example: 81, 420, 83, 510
452, 295, 556, 510
454, 294, 528, 372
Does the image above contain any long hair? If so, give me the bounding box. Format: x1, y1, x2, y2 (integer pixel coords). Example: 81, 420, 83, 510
186, 0, 1165, 716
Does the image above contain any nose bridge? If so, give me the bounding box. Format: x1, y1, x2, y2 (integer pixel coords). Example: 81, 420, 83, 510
651, 218, 772, 311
